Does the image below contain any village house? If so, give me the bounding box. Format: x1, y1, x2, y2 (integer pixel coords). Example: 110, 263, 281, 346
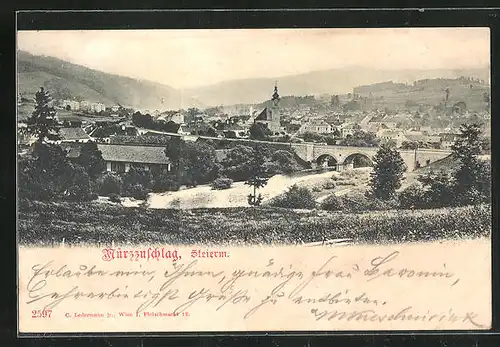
98, 144, 172, 174
90, 102, 106, 113
49, 127, 92, 144
376, 129, 406, 147
298, 120, 333, 134
60, 99, 80, 111
439, 133, 460, 149
158, 112, 185, 124
339, 122, 357, 138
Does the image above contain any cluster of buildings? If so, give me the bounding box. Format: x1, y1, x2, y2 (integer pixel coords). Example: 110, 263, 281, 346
60, 99, 114, 113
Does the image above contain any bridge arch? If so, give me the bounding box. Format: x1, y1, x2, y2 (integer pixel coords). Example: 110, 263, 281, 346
316, 154, 339, 168
343, 153, 373, 168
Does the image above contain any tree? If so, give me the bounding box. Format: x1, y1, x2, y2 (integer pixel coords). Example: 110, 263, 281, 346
245, 149, 270, 206
75, 141, 106, 179
18, 142, 83, 200
269, 150, 300, 174
132, 111, 153, 128
165, 139, 219, 186
369, 144, 407, 200
26, 87, 60, 142
221, 145, 256, 181
417, 170, 456, 208
451, 123, 490, 205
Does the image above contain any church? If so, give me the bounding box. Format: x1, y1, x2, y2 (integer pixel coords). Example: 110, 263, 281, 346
254, 83, 282, 134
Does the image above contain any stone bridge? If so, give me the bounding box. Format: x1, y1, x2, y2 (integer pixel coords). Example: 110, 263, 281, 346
135, 128, 452, 172
290, 143, 452, 172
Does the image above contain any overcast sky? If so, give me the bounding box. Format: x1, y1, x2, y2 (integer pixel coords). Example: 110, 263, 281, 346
17, 28, 490, 89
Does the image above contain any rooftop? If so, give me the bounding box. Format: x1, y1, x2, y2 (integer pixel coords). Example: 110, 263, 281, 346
59, 127, 91, 141
97, 144, 171, 165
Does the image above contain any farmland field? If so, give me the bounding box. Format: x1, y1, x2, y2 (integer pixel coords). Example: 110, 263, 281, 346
18, 199, 490, 246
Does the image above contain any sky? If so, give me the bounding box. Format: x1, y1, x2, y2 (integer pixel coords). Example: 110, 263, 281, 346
17, 28, 490, 89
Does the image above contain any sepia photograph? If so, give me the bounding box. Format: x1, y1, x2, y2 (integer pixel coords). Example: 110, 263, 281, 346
16, 27, 492, 333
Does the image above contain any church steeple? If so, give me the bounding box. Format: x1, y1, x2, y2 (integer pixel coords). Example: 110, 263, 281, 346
272, 81, 280, 106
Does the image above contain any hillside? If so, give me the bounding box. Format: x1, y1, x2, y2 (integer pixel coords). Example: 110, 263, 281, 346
17, 51, 204, 110
187, 66, 490, 106
353, 77, 490, 111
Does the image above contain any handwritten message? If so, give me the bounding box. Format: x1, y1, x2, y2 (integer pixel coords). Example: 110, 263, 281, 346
18, 239, 491, 333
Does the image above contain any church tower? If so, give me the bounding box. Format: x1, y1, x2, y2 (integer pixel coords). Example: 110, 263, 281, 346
269, 81, 281, 133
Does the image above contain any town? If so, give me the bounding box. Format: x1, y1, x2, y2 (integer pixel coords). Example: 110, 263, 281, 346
18, 78, 491, 174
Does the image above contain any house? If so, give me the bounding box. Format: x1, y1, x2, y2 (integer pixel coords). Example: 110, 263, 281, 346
90, 102, 106, 113
61, 99, 80, 111
439, 133, 460, 149
50, 127, 92, 144
98, 144, 172, 174
339, 122, 357, 138
158, 112, 184, 124
299, 120, 333, 134
376, 129, 406, 147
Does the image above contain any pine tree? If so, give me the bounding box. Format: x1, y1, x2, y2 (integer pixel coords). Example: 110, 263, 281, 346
26, 87, 60, 142
370, 143, 407, 200
452, 123, 490, 204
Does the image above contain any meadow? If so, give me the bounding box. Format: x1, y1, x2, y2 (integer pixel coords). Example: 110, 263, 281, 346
18, 199, 490, 246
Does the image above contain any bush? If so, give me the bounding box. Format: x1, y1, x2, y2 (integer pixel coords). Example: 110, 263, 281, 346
398, 183, 428, 209
152, 174, 181, 193
108, 193, 122, 204
323, 181, 336, 190
126, 183, 150, 200
123, 167, 153, 190
269, 184, 317, 209
97, 173, 123, 196
211, 177, 233, 190
321, 194, 344, 211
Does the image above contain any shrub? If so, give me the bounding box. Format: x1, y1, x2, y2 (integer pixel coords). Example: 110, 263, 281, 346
211, 177, 233, 190
123, 167, 153, 190
323, 181, 336, 190
321, 194, 344, 211
97, 173, 123, 196
108, 193, 122, 204
152, 174, 181, 192
398, 183, 428, 209
126, 183, 150, 200
269, 184, 317, 209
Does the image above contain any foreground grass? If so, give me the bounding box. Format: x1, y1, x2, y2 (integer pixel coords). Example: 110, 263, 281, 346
18, 199, 491, 246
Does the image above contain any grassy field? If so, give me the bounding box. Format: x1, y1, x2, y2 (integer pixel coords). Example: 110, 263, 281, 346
18, 199, 490, 246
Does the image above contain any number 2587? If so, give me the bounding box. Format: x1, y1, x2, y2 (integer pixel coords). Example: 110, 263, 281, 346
32, 309, 52, 318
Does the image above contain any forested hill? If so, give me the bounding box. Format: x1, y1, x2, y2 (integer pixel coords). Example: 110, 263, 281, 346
17, 51, 204, 110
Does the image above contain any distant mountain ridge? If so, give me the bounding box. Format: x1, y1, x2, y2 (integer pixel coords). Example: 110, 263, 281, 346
187, 66, 490, 106
17, 50, 490, 109
17, 51, 204, 110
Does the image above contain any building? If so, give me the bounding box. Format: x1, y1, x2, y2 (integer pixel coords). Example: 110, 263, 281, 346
80, 100, 91, 111
339, 123, 357, 138
50, 127, 92, 144
254, 83, 282, 134
90, 102, 106, 113
299, 120, 333, 134
98, 144, 172, 173
376, 129, 406, 147
61, 100, 80, 111
158, 112, 185, 124
439, 133, 460, 149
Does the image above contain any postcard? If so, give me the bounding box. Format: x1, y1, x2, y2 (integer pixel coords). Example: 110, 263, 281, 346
17, 27, 492, 334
